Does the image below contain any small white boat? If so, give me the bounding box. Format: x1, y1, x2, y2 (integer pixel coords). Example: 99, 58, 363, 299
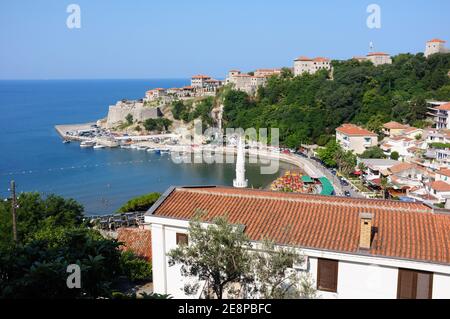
63, 140, 71, 144
160, 149, 170, 154
80, 141, 96, 148
94, 144, 106, 149
120, 145, 132, 149
147, 148, 155, 153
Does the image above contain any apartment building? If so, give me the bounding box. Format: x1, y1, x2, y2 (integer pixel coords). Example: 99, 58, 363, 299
145, 186, 450, 299
336, 124, 378, 155
427, 102, 450, 130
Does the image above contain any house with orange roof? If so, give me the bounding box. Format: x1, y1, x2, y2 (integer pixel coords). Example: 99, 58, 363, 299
387, 162, 427, 190
145, 185, 450, 299
425, 39, 448, 58
436, 168, 450, 183
426, 181, 450, 203
382, 121, 410, 137
293, 56, 332, 76
144, 88, 168, 102
336, 124, 378, 154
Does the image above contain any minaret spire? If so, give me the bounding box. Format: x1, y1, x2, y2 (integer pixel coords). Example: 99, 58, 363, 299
233, 136, 248, 188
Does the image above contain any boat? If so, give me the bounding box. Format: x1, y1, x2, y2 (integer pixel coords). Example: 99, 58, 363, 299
94, 144, 106, 149
80, 141, 96, 148
138, 146, 148, 151
147, 147, 155, 153
120, 145, 132, 149
160, 149, 170, 154
63, 140, 71, 144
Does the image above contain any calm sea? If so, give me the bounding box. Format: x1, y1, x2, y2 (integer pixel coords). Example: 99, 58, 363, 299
0, 80, 294, 215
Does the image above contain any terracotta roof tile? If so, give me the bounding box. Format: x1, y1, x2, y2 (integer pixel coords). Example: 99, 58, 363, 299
383, 121, 409, 130
437, 168, 450, 178
336, 124, 377, 136
428, 39, 446, 43
117, 228, 152, 261
437, 102, 450, 111
149, 186, 450, 265
428, 181, 450, 192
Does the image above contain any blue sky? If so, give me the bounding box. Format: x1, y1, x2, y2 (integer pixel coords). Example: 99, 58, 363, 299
0, 0, 449, 79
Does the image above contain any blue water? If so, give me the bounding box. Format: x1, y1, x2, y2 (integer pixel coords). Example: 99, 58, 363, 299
0, 80, 292, 215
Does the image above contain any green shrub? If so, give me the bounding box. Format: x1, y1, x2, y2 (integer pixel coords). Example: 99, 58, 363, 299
120, 251, 152, 282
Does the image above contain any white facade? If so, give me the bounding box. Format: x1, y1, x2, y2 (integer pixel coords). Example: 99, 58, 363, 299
294, 57, 332, 76
146, 215, 450, 299
425, 39, 448, 58
366, 53, 392, 66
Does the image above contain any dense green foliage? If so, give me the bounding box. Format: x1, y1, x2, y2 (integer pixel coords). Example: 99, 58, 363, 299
360, 147, 386, 159
172, 97, 214, 127
390, 151, 400, 160
117, 192, 161, 213
0, 193, 84, 246
143, 118, 172, 132
430, 142, 450, 149
120, 251, 152, 282
0, 193, 154, 299
317, 140, 357, 175
223, 53, 450, 148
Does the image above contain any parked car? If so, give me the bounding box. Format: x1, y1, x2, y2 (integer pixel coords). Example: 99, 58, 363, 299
340, 180, 350, 187
344, 191, 351, 197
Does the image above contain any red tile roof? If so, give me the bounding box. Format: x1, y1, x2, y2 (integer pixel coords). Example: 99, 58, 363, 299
437, 168, 450, 178
437, 102, 450, 111
336, 124, 377, 136
148, 186, 450, 265
313, 57, 330, 62
428, 39, 446, 43
389, 162, 416, 174
192, 75, 211, 79
428, 181, 450, 192
383, 121, 409, 130
367, 52, 390, 56
117, 228, 152, 261
295, 56, 313, 61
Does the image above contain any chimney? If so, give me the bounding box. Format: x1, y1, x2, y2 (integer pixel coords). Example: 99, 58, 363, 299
359, 213, 374, 250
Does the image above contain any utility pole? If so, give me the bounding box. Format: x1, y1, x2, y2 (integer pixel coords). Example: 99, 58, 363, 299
10, 180, 17, 243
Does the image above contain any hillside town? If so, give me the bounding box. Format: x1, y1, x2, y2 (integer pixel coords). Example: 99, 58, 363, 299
18, 36, 450, 300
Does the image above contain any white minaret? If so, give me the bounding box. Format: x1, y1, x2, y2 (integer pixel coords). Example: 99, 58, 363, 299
233, 136, 248, 188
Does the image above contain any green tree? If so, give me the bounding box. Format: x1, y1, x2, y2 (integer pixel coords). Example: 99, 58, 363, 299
390, 151, 400, 160
317, 140, 339, 168
120, 251, 152, 282
125, 113, 134, 125
360, 147, 386, 159
117, 193, 161, 213
251, 239, 316, 299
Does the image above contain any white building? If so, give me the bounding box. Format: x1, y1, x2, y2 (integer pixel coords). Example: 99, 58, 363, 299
427, 102, 450, 130
191, 75, 212, 88
294, 56, 332, 76
425, 39, 448, 58
226, 70, 268, 95
336, 124, 378, 155
145, 186, 450, 299
145, 88, 167, 102
366, 52, 392, 66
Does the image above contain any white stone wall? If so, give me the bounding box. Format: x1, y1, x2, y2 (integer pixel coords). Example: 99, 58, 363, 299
106, 102, 161, 128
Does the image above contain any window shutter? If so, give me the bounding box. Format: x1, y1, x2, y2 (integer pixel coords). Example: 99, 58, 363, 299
397, 269, 433, 299
176, 233, 188, 246
317, 259, 338, 292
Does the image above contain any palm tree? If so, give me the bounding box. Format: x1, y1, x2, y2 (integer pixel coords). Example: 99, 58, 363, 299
380, 177, 390, 200
357, 162, 367, 182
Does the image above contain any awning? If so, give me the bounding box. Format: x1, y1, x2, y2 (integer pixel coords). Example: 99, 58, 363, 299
319, 177, 335, 196
302, 176, 314, 183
